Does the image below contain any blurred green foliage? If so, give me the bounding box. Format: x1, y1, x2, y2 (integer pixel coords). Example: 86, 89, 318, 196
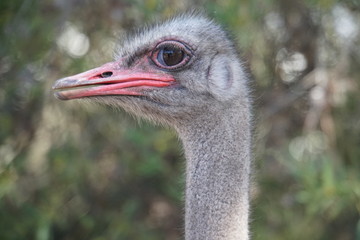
0, 0, 359, 239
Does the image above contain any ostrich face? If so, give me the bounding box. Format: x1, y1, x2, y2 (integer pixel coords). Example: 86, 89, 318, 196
53, 14, 247, 125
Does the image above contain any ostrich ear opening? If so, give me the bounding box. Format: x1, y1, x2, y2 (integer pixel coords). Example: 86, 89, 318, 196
207, 54, 243, 102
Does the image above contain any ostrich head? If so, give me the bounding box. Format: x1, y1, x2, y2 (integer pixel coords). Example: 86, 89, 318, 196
53, 14, 249, 127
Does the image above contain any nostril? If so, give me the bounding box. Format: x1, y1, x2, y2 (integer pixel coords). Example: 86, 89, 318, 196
101, 71, 113, 78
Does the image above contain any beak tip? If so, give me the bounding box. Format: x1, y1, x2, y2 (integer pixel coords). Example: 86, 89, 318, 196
52, 78, 65, 91
52, 78, 77, 90
52, 81, 59, 90
54, 92, 69, 101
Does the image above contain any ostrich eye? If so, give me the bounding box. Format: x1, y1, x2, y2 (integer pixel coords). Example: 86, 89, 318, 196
151, 41, 192, 70
160, 47, 184, 66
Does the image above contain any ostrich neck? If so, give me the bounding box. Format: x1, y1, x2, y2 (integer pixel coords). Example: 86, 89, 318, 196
176, 105, 251, 240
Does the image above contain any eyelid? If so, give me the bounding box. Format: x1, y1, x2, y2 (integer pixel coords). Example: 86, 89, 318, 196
154, 40, 192, 53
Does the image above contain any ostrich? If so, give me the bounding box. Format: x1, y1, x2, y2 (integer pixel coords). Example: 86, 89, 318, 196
53, 14, 252, 240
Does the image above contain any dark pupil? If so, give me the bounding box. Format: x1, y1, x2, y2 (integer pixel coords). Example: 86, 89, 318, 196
162, 47, 184, 66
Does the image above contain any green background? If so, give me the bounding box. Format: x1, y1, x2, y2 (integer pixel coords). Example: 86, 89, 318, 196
0, 0, 359, 239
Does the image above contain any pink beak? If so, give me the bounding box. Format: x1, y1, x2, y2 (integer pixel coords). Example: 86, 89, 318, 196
52, 61, 175, 100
